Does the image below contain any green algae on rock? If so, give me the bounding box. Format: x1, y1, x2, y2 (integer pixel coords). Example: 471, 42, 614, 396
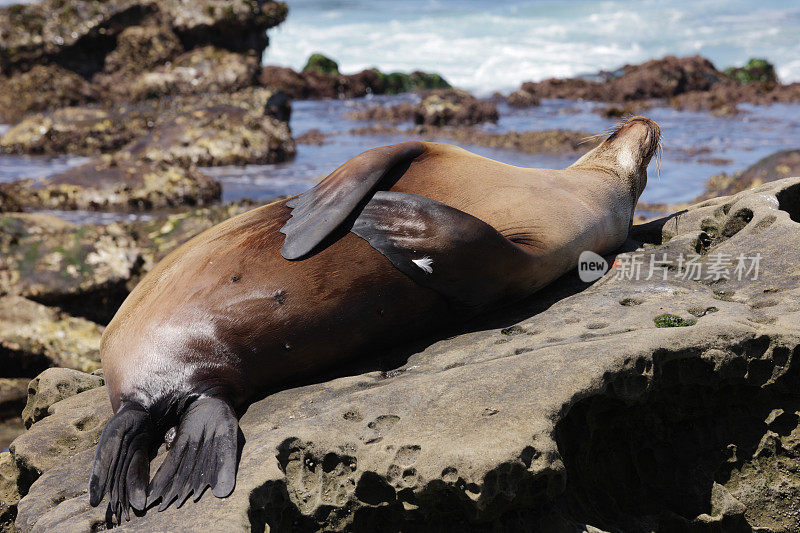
302, 53, 340, 76
654, 314, 697, 328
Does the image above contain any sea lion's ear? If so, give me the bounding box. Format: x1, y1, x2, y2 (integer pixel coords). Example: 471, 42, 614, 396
351, 191, 541, 312
280, 141, 426, 260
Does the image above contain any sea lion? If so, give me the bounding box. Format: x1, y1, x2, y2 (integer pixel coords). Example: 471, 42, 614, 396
89, 116, 661, 519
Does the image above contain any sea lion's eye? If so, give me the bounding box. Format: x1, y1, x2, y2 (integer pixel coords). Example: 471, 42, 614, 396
231, 275, 241, 282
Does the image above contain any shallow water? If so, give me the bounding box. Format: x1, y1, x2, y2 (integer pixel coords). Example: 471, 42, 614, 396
2, 97, 800, 220
208, 96, 800, 206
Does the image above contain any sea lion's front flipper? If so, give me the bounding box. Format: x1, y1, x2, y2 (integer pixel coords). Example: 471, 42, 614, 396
280, 141, 426, 259
352, 191, 540, 311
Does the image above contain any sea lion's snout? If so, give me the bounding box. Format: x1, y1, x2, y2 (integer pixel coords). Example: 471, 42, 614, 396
610, 116, 661, 164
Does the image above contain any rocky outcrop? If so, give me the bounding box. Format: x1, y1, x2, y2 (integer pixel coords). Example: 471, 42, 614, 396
260, 54, 450, 99
8, 177, 800, 531
123, 46, 260, 101
348, 89, 498, 126
698, 150, 800, 201
0, 295, 103, 375
124, 105, 295, 166
0, 0, 288, 117
0, 157, 221, 212
0, 88, 293, 161
0, 213, 141, 325
510, 55, 800, 114
0, 65, 98, 123
21, 368, 104, 430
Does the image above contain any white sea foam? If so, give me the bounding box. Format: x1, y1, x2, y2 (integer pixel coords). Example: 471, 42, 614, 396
264, 0, 800, 94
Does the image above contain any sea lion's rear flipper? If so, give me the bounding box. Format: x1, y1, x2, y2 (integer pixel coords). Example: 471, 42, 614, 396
89, 402, 153, 522
146, 396, 239, 511
352, 191, 540, 311
280, 141, 426, 259
89, 396, 239, 520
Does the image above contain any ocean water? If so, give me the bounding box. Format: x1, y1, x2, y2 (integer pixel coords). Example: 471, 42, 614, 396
265, 0, 800, 94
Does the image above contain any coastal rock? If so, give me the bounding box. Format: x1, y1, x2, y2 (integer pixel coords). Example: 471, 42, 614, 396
0, 214, 141, 325
510, 55, 800, 112
0, 157, 221, 211
12, 177, 800, 531
0, 88, 287, 157
0, 295, 103, 375
0, 0, 287, 76
125, 105, 295, 166
349, 89, 498, 126
0, 451, 20, 531
697, 150, 800, 201
506, 86, 540, 108
0, 65, 98, 124
124, 47, 260, 101
21, 368, 104, 429
0, 107, 155, 156
259, 59, 450, 99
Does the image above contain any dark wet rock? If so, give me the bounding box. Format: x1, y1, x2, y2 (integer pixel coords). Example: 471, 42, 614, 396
125, 104, 295, 166
264, 90, 291, 123
515, 55, 724, 103
506, 86, 540, 108
22, 368, 104, 430
696, 150, 800, 202
349, 89, 498, 126
302, 53, 340, 76
0, 156, 221, 211
123, 46, 260, 101
0, 65, 98, 124
259, 59, 450, 99
0, 295, 103, 375
12, 177, 800, 531
511, 55, 800, 113
0, 214, 141, 325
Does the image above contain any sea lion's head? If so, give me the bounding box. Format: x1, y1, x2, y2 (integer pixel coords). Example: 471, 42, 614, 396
571, 116, 662, 199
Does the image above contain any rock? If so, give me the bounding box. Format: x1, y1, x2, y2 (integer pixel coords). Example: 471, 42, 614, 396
126, 201, 256, 264
506, 87, 540, 108
696, 149, 800, 201
509, 55, 800, 112
349, 89, 498, 126
21, 368, 104, 429
0, 88, 287, 157
259, 64, 450, 99
421, 127, 598, 154
0, 214, 141, 325
0, 379, 28, 420
0, 65, 98, 124
724, 58, 779, 85
302, 53, 340, 76
0, 296, 103, 375
0, 0, 288, 114
125, 47, 260, 101
0, 0, 288, 77
0, 451, 20, 531
0, 156, 221, 211
12, 177, 800, 531
124, 105, 295, 166
0, 107, 155, 156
